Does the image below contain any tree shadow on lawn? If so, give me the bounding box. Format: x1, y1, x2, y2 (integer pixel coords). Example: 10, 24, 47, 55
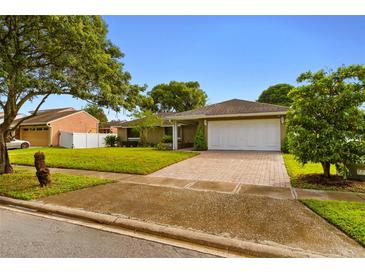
294, 174, 365, 193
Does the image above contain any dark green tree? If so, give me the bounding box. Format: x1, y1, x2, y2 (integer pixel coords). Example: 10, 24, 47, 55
286, 65, 365, 178
83, 103, 108, 123
257, 83, 294, 106
0, 16, 143, 174
142, 81, 207, 112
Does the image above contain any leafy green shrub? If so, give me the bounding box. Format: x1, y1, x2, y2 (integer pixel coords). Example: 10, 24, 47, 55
121, 140, 139, 147
104, 135, 120, 147
155, 142, 172, 150
194, 125, 207, 151
162, 135, 173, 143
281, 134, 290, 153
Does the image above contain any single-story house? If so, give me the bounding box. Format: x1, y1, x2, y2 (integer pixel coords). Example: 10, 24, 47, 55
118, 99, 288, 151
18, 107, 99, 147
117, 112, 197, 148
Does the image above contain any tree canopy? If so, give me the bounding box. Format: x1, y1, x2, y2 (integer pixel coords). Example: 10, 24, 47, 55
83, 103, 108, 123
131, 109, 162, 146
141, 81, 207, 112
257, 83, 294, 106
286, 65, 365, 178
0, 16, 143, 173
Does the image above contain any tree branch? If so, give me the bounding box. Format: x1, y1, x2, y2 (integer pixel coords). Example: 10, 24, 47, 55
9, 93, 50, 132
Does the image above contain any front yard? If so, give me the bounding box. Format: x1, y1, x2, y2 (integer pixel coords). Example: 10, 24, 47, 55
283, 154, 365, 193
302, 199, 365, 246
0, 168, 112, 200
9, 147, 198, 175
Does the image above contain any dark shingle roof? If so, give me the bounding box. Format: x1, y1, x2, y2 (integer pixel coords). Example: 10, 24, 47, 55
21, 108, 81, 125
100, 120, 126, 128
168, 99, 289, 119
119, 112, 175, 128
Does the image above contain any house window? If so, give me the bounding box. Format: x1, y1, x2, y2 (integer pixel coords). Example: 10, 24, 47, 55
36, 128, 43, 131
23, 128, 29, 131
164, 127, 172, 136
127, 128, 140, 140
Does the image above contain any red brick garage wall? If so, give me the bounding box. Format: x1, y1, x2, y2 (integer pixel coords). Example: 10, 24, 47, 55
49, 111, 98, 146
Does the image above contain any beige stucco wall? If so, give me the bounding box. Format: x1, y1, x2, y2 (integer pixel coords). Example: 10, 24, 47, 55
118, 127, 165, 145
146, 127, 165, 144
49, 112, 99, 146
118, 128, 128, 142
182, 125, 197, 144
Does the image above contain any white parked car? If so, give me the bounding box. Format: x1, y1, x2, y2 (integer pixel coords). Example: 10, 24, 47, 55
6, 138, 30, 149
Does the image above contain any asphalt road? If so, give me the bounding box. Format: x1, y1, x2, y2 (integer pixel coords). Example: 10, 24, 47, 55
0, 207, 216, 258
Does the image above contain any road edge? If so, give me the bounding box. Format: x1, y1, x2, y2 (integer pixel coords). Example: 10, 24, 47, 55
0, 195, 336, 258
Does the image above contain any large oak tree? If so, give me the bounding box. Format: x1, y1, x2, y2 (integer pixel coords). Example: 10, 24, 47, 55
141, 81, 207, 112
257, 83, 294, 106
0, 16, 143, 174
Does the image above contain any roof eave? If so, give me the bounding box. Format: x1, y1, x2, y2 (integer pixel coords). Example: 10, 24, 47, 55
167, 111, 288, 120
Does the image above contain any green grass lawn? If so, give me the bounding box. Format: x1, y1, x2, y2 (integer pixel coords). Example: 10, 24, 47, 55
302, 199, 365, 246
283, 154, 337, 178
0, 168, 112, 200
9, 147, 198, 175
283, 154, 365, 193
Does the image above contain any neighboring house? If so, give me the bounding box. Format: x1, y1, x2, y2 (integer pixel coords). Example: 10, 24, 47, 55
117, 99, 288, 151
18, 107, 99, 147
0, 112, 27, 138
117, 112, 197, 148
0, 112, 26, 125
99, 120, 125, 134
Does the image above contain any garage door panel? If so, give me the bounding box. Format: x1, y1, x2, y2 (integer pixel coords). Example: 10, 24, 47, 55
21, 128, 49, 147
207, 119, 281, 151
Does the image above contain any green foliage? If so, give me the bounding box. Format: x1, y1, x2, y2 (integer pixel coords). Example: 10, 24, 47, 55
257, 84, 294, 106
141, 81, 207, 112
104, 135, 120, 147
302, 199, 365, 246
194, 125, 207, 151
282, 154, 365, 193
281, 134, 290, 153
121, 140, 139, 147
0, 16, 143, 173
283, 154, 336, 179
286, 65, 365, 177
155, 142, 172, 151
9, 147, 198, 175
83, 103, 108, 123
0, 168, 112, 200
162, 135, 173, 143
132, 110, 163, 146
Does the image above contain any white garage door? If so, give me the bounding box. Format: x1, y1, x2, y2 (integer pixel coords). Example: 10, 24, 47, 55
208, 119, 281, 151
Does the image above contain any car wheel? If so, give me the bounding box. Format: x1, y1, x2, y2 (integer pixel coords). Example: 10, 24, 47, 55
21, 143, 29, 149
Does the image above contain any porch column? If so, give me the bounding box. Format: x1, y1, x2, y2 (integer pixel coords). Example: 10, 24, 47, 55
172, 121, 178, 150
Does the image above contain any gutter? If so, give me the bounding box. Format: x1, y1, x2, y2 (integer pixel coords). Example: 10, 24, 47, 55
166, 111, 288, 121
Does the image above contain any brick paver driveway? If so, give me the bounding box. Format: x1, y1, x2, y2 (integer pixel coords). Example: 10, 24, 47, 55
149, 151, 290, 188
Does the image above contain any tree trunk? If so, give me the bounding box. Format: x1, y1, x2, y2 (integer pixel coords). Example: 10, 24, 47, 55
321, 161, 331, 178
0, 131, 13, 174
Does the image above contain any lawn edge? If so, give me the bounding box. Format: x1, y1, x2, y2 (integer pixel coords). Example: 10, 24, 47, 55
10, 150, 200, 175
300, 199, 365, 248
0, 195, 340, 258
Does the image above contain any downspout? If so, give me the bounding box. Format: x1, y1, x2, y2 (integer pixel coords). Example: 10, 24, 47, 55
47, 122, 52, 147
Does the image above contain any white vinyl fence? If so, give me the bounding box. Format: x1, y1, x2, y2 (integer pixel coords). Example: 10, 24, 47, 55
59, 131, 117, 149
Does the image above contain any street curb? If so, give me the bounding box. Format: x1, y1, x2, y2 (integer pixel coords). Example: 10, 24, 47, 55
0, 196, 336, 258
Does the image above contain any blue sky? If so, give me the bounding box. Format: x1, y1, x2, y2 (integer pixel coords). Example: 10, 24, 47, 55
21, 16, 365, 120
